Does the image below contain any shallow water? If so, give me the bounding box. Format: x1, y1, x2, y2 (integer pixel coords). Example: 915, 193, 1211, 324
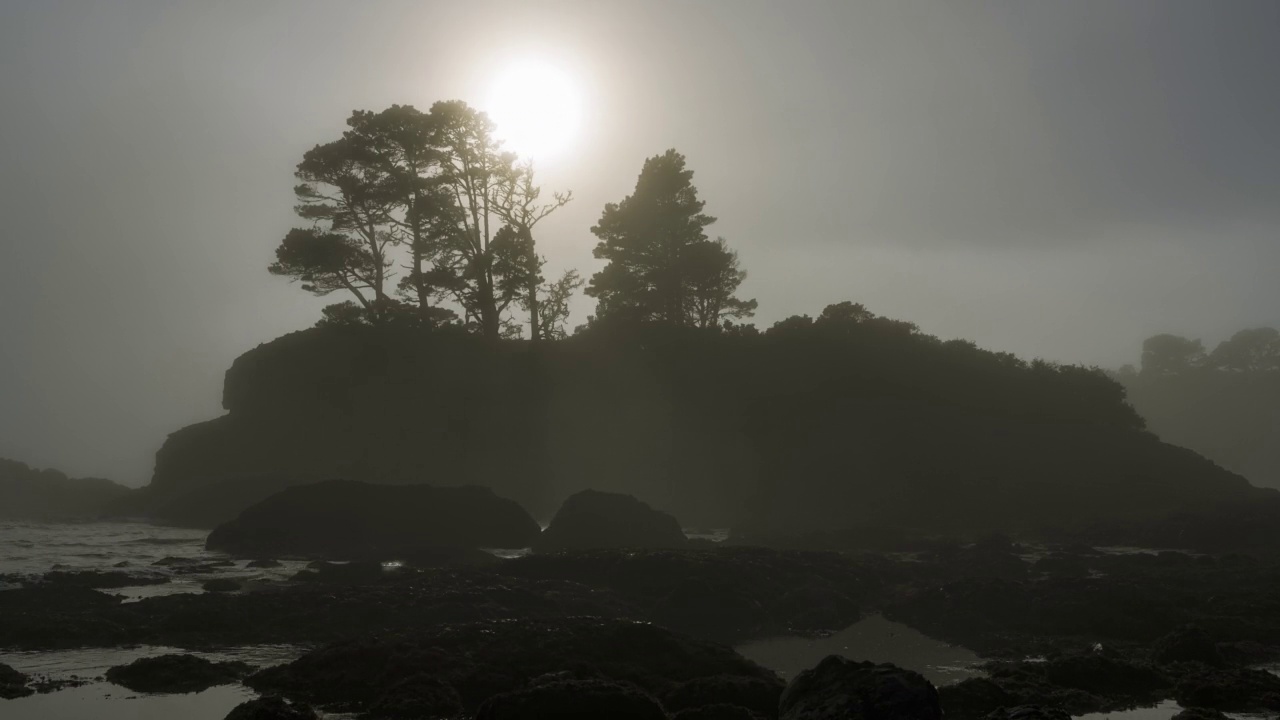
0, 644, 310, 720
0, 520, 315, 599
734, 613, 984, 686
2, 683, 259, 720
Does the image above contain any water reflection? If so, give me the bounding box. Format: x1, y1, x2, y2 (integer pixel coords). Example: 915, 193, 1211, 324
734, 613, 983, 685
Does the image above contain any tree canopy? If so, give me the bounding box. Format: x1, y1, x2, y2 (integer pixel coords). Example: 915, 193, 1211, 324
586, 149, 755, 328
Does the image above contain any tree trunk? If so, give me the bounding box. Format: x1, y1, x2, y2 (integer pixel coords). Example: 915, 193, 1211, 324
528, 279, 541, 343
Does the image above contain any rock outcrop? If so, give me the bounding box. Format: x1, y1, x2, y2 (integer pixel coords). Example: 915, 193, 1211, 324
205, 479, 541, 558
777, 656, 941, 720
105, 653, 253, 694
535, 490, 687, 551
0, 662, 31, 699
0, 457, 132, 521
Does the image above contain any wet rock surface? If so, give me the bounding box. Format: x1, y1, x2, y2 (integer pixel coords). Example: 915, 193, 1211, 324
224, 695, 320, 720
0, 661, 32, 699
206, 479, 541, 558
777, 656, 941, 720
202, 578, 242, 592
105, 653, 254, 693
534, 489, 688, 551
6, 543, 1280, 715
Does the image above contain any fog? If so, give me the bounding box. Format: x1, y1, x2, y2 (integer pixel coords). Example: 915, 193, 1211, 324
1, 0, 1277, 483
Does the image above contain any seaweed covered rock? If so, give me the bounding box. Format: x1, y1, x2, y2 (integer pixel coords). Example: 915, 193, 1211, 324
778, 656, 941, 720
1152, 625, 1225, 667
475, 678, 667, 719
106, 653, 253, 694
937, 677, 1016, 719
535, 490, 687, 551
0, 662, 32, 699
248, 617, 778, 714
1171, 709, 1232, 720
662, 673, 785, 719
206, 480, 541, 558
1175, 667, 1280, 712
225, 696, 319, 720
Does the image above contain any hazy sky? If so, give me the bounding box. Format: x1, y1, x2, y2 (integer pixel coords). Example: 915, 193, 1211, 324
2, 0, 1278, 484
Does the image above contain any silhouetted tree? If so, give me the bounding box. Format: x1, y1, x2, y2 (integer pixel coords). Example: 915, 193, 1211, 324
1141, 334, 1207, 376
1208, 327, 1280, 372
269, 228, 389, 320
342, 105, 455, 325
421, 101, 536, 339
587, 150, 753, 327
491, 163, 573, 341
686, 237, 757, 328
535, 269, 585, 340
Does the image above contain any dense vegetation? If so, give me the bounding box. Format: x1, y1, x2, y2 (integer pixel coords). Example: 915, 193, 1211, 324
136, 301, 1254, 538
1115, 327, 1280, 489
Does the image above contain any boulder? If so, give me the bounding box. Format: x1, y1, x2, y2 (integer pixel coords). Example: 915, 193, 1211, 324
0, 662, 32, 699
778, 656, 941, 720
106, 653, 253, 694
1152, 625, 1226, 667
475, 678, 667, 720
225, 696, 319, 720
206, 480, 541, 558
535, 490, 687, 551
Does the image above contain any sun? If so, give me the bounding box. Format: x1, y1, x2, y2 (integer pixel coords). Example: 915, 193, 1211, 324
485, 60, 583, 161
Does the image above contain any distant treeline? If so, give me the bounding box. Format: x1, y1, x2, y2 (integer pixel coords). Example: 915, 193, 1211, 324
1114, 328, 1280, 489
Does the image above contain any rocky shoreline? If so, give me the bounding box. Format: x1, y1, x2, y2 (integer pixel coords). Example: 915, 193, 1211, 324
4, 539, 1280, 718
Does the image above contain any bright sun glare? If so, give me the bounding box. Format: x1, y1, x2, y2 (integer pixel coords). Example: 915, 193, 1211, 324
486, 60, 583, 161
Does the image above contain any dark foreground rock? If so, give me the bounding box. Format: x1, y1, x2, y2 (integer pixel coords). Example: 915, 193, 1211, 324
475, 678, 667, 720
0, 662, 32, 699
1174, 667, 1280, 712
225, 696, 319, 720
206, 479, 541, 558
983, 708, 1071, 720
248, 617, 779, 715
1152, 624, 1226, 667
661, 674, 784, 718
534, 489, 687, 551
778, 656, 941, 720
673, 705, 769, 720
105, 653, 253, 693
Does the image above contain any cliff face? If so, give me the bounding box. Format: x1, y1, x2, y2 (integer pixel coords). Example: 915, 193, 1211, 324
0, 458, 133, 521
142, 324, 1260, 533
